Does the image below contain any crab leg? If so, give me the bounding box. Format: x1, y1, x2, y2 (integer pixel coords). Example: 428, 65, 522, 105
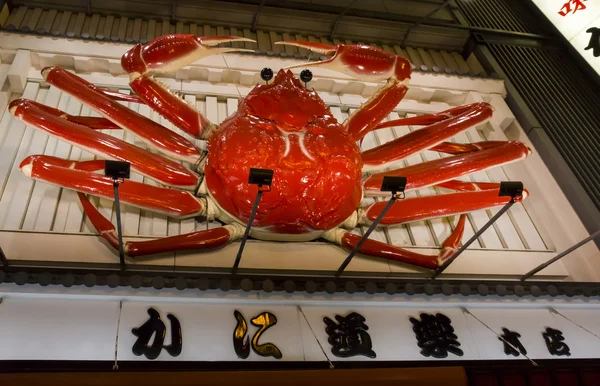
362, 141, 530, 194
79, 192, 241, 256
16, 100, 122, 130
41, 66, 201, 163
21, 155, 204, 217
276, 41, 412, 141
362, 102, 493, 172
361, 183, 527, 226
10, 99, 200, 189
122, 35, 255, 139
324, 215, 467, 270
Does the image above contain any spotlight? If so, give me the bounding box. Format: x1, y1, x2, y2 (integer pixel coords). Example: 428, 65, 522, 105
499, 181, 524, 198
104, 160, 131, 271
248, 168, 274, 187
232, 168, 274, 274
336, 176, 407, 276
380, 176, 407, 194
105, 160, 130, 180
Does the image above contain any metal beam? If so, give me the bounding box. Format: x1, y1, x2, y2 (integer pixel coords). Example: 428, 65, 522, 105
251, 0, 266, 32
329, 0, 359, 40
402, 0, 453, 47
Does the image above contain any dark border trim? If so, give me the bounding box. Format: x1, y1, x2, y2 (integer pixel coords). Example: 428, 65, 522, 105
0, 267, 598, 298
0, 358, 599, 372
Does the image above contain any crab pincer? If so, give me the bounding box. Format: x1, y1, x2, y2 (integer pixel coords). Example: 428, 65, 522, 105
121, 34, 256, 139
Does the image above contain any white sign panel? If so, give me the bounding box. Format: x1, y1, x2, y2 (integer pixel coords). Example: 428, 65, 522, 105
1, 298, 600, 362
532, 0, 600, 75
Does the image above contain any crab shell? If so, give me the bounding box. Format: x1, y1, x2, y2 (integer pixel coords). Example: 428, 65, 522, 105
205, 70, 363, 239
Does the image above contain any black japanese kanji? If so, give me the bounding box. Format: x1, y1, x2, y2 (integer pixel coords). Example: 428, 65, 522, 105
324, 312, 376, 358
585, 27, 600, 57
410, 313, 463, 358
499, 328, 527, 357
233, 310, 282, 360
132, 308, 182, 360
543, 327, 571, 357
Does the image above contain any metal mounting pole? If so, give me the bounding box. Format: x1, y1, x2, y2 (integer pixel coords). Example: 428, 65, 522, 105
232, 187, 264, 275
113, 180, 126, 271
520, 229, 600, 281
336, 193, 399, 277
431, 199, 516, 280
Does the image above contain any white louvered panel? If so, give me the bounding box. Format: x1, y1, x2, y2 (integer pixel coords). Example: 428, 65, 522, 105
0, 86, 51, 230
21, 89, 69, 231
471, 128, 547, 251
371, 120, 419, 248
161, 112, 181, 238
0, 79, 553, 256
459, 120, 525, 250
120, 96, 142, 237
349, 108, 389, 244
389, 114, 437, 248
0, 84, 40, 205
63, 105, 94, 233
147, 108, 167, 237
52, 96, 83, 233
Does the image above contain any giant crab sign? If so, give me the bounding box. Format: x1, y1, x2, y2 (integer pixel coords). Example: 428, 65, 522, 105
8, 35, 530, 270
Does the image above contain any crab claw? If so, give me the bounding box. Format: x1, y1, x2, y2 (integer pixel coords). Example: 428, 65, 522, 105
275, 41, 411, 82
122, 34, 256, 76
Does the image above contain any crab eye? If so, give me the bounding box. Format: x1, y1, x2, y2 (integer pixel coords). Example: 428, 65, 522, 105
300, 69, 313, 83
260, 67, 273, 82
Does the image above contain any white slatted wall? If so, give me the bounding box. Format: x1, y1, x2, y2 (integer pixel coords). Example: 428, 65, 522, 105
0, 82, 550, 256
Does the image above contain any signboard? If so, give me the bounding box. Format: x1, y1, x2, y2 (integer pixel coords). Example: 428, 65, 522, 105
532, 0, 600, 75
0, 298, 599, 363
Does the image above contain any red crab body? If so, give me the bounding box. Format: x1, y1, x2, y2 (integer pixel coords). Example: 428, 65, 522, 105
205, 70, 362, 237
8, 34, 532, 270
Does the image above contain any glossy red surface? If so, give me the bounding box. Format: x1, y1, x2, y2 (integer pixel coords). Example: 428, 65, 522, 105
123, 34, 201, 73
10, 99, 199, 189
42, 66, 201, 162
130, 76, 211, 138
23, 155, 204, 217
363, 141, 530, 193
126, 227, 232, 256
361, 102, 493, 168
345, 80, 408, 141
342, 214, 466, 269
365, 190, 513, 225
205, 70, 363, 234
338, 45, 412, 80
78, 192, 228, 257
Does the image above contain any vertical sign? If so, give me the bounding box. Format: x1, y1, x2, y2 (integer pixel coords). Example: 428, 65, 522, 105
532, 0, 600, 76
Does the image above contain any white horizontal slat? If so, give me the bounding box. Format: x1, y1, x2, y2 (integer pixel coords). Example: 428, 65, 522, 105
21, 89, 68, 231
52, 96, 83, 232
389, 114, 436, 247
451, 130, 504, 249
0, 87, 56, 230
64, 105, 94, 233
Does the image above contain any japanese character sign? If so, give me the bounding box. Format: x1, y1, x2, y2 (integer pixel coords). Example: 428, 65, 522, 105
558, 0, 587, 16
131, 308, 182, 360
499, 328, 527, 357
410, 313, 463, 358
585, 27, 600, 57
233, 310, 283, 360
323, 312, 376, 359
543, 327, 571, 356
